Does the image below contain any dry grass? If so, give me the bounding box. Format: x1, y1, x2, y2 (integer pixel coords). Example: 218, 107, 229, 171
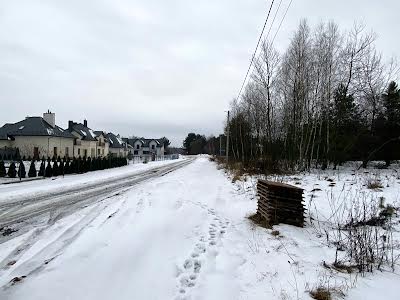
309, 287, 331, 300
270, 230, 280, 237
366, 179, 383, 189
323, 261, 357, 274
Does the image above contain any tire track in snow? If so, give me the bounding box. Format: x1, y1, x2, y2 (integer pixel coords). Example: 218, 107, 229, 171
0, 159, 194, 232
0, 199, 116, 289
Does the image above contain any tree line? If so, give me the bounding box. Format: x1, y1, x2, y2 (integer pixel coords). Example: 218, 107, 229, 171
183, 133, 226, 155
225, 20, 400, 171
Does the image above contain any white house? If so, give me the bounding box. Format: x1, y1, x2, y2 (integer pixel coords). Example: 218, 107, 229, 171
94, 131, 110, 157
106, 133, 130, 157
0, 111, 75, 159
128, 138, 165, 157
67, 120, 109, 158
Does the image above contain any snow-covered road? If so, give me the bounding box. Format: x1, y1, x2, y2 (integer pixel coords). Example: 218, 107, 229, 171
0, 158, 193, 240
0, 156, 248, 300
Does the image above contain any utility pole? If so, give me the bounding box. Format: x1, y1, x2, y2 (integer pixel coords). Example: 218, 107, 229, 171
226, 110, 230, 162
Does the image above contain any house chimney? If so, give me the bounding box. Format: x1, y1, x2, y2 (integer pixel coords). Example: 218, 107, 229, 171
43, 110, 55, 128
83, 119, 87, 127
68, 120, 74, 130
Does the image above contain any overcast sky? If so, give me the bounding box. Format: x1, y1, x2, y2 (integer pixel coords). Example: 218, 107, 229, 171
0, 0, 399, 146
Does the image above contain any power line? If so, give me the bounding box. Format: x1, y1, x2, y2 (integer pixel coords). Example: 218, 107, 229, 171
271, 0, 293, 46
236, 0, 275, 101
265, 0, 284, 41
253, 0, 284, 69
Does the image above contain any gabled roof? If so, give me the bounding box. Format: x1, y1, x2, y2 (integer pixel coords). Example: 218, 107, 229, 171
68, 123, 98, 141
0, 117, 74, 140
106, 132, 126, 149
129, 138, 164, 148
93, 130, 106, 138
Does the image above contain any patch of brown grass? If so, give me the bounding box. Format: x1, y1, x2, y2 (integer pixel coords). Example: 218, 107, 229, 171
270, 230, 280, 237
332, 262, 357, 274
366, 179, 383, 190
310, 287, 331, 300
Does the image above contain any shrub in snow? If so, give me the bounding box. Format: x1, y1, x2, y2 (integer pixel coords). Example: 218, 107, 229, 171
80, 156, 86, 173
18, 160, 26, 178
38, 160, 45, 176
92, 158, 97, 171
85, 157, 91, 172
103, 156, 109, 169
53, 160, 59, 176
70, 158, 77, 174
59, 159, 64, 175
77, 157, 82, 173
0, 160, 6, 177
28, 160, 37, 177
45, 159, 52, 177
89, 157, 96, 171
64, 159, 70, 174
317, 192, 398, 275
8, 162, 17, 178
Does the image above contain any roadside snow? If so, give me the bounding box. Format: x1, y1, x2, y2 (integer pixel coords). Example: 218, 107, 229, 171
0, 157, 399, 299
0, 158, 185, 205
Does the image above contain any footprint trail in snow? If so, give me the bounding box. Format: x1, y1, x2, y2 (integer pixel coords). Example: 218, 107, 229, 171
175, 202, 230, 300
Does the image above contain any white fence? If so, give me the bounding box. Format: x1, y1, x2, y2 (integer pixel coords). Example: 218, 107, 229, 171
130, 154, 179, 164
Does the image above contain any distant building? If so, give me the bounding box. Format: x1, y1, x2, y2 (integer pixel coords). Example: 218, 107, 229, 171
67, 120, 109, 158
106, 133, 130, 157
0, 111, 75, 159
93, 131, 110, 157
126, 138, 165, 156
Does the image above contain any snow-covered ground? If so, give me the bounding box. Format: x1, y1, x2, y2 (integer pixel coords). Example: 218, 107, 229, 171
0, 157, 399, 299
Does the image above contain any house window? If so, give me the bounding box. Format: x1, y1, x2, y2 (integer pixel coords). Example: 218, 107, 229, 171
152, 145, 155, 150
33, 147, 39, 160
91, 148, 95, 157
136, 144, 140, 149
78, 148, 81, 155
54, 147, 58, 157
84, 149, 87, 157
65, 147, 69, 158
98, 149, 100, 155
102, 149, 104, 155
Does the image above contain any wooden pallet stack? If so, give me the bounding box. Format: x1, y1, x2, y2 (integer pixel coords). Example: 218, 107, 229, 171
257, 180, 305, 227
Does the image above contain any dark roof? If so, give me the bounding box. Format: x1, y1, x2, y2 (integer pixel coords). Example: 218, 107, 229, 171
128, 138, 164, 148
106, 132, 126, 148
68, 122, 98, 141
0, 117, 74, 140
93, 131, 106, 137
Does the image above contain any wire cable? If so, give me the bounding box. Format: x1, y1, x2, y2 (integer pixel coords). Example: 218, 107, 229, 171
236, 0, 275, 100
271, 0, 293, 46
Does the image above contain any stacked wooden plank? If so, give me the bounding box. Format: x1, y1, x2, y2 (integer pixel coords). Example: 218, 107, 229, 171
257, 180, 305, 227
